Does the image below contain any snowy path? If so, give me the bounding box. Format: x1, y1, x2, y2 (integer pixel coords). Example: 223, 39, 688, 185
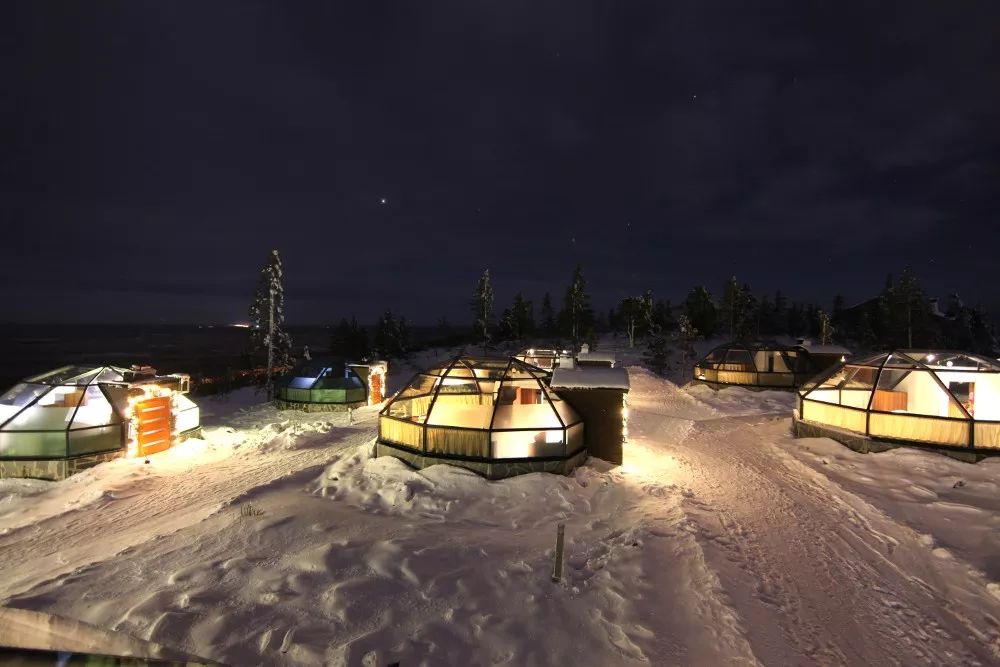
0, 408, 375, 599
1, 372, 999, 665
628, 368, 1000, 664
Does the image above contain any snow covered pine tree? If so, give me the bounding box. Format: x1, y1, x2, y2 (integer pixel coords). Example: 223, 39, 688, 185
470, 269, 494, 353
248, 249, 294, 397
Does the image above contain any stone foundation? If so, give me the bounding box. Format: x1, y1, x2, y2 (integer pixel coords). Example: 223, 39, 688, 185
177, 427, 203, 443
792, 414, 986, 463
375, 442, 590, 479
274, 400, 365, 413
0, 429, 205, 481
0, 449, 125, 481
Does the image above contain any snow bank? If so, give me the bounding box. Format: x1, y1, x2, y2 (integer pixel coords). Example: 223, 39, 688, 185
776, 428, 1000, 583
685, 384, 796, 417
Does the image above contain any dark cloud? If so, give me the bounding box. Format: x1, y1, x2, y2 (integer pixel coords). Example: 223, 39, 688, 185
2, 0, 998, 324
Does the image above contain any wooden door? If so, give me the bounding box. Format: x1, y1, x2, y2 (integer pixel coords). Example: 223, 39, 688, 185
370, 373, 383, 404
135, 396, 172, 456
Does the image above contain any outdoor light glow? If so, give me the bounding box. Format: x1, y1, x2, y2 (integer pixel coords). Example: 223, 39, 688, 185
622, 394, 629, 443
124, 382, 188, 458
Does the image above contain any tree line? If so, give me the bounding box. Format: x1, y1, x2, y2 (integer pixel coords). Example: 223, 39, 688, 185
248, 251, 998, 377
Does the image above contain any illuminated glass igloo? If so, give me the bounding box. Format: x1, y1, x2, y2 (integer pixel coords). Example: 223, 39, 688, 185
275, 359, 387, 411
376, 356, 585, 478
0, 365, 200, 479
693, 341, 834, 389
796, 350, 1000, 452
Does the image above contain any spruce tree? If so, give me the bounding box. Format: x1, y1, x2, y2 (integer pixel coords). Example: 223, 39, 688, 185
719, 276, 742, 339
618, 292, 653, 347
773, 290, 788, 333
511, 292, 534, 341
248, 249, 293, 395
540, 293, 556, 336
652, 298, 675, 333
818, 310, 834, 345
676, 312, 699, 367
683, 286, 716, 339
374, 310, 402, 359
559, 265, 592, 346
397, 316, 411, 355
618, 296, 643, 348
470, 269, 494, 352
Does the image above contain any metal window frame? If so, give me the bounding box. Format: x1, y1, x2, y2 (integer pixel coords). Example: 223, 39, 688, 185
800, 349, 998, 450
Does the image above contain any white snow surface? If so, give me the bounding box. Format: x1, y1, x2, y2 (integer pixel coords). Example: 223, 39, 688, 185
1, 358, 999, 665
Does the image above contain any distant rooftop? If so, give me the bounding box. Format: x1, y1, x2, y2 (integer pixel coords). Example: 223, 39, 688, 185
551, 367, 630, 391
577, 351, 616, 364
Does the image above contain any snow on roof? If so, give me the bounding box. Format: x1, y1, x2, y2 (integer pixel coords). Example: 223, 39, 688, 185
798, 342, 852, 355
577, 351, 616, 364
551, 367, 630, 391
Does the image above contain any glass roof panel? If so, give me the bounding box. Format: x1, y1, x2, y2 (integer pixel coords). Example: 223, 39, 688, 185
846, 352, 888, 367
396, 374, 439, 399
0, 383, 51, 409
69, 385, 121, 429
882, 353, 920, 369
26, 366, 101, 385
918, 352, 998, 371
442, 366, 477, 379
95, 367, 126, 383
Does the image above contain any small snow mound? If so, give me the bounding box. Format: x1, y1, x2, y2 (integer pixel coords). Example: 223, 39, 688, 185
312, 446, 616, 527
686, 384, 796, 417
310, 446, 453, 518
0, 478, 53, 502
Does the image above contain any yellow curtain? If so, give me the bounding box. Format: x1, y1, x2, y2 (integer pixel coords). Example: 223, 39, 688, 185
718, 371, 756, 385
426, 427, 489, 457
974, 422, 1000, 449
801, 401, 867, 433
379, 418, 424, 449
868, 413, 968, 446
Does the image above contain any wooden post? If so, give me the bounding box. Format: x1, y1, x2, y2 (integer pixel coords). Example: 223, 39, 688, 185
551, 523, 565, 582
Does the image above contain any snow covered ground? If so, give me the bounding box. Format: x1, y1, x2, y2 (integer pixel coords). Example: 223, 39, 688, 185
1, 362, 999, 665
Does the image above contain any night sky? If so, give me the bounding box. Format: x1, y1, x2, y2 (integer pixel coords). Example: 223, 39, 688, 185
3, 1, 998, 325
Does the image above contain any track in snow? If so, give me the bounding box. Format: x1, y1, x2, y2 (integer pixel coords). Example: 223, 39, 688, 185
627, 368, 1000, 665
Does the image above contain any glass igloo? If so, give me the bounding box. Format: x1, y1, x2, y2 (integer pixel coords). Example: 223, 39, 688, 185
0, 366, 129, 459
0, 365, 200, 478
797, 350, 1000, 451
377, 356, 585, 478
694, 341, 821, 389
